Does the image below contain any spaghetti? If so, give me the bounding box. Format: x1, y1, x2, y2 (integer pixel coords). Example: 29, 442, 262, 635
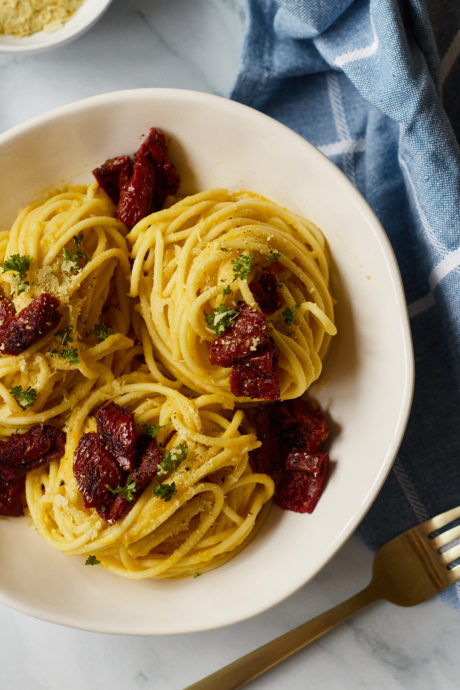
0, 184, 135, 434
128, 189, 336, 407
26, 373, 274, 578
0, 176, 336, 578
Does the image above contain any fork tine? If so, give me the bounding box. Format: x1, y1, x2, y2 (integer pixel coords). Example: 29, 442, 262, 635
436, 557, 460, 585
438, 543, 460, 566
430, 524, 460, 549
419, 506, 460, 534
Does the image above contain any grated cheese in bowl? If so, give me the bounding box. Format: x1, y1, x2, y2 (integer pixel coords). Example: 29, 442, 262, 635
0, 0, 84, 37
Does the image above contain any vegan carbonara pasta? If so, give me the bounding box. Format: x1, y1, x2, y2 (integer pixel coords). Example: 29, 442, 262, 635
0, 135, 336, 579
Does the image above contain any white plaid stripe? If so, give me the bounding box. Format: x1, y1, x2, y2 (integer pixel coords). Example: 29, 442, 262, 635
326, 72, 357, 184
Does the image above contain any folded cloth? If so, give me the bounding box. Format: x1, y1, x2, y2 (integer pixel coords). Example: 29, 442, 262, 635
231, 0, 460, 608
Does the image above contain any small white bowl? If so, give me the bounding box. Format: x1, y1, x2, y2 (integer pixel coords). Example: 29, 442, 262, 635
0, 89, 414, 634
0, 0, 113, 54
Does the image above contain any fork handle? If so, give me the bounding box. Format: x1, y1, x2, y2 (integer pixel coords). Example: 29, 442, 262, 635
185, 584, 378, 690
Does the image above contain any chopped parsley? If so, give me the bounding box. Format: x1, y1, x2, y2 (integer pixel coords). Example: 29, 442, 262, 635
60, 348, 79, 364
157, 443, 188, 477
62, 233, 90, 273
74, 233, 90, 258
222, 285, 232, 297
143, 422, 172, 438
192, 572, 201, 578
91, 321, 115, 341
154, 482, 176, 501
85, 555, 100, 566
282, 305, 300, 326
2, 254, 31, 295
48, 347, 79, 364
2, 254, 31, 275
106, 478, 138, 502
10, 385, 37, 410
268, 251, 281, 262
55, 326, 73, 346
231, 253, 254, 280
205, 304, 238, 336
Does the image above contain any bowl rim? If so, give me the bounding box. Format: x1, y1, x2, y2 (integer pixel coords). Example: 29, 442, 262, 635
0, 0, 113, 55
0, 88, 415, 634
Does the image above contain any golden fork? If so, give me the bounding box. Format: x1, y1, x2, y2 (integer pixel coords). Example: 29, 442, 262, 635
185, 505, 460, 690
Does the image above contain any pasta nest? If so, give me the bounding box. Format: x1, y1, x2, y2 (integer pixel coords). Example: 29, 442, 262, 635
0, 184, 136, 432
128, 189, 336, 407
26, 373, 274, 579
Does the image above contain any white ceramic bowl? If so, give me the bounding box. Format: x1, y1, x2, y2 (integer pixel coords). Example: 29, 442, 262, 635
0, 89, 414, 634
0, 0, 112, 54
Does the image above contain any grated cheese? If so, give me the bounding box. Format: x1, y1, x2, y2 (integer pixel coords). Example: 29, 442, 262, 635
0, 0, 84, 37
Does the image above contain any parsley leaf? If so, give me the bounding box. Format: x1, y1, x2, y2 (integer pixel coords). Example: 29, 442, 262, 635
16, 277, 30, 295
60, 348, 79, 364
10, 385, 37, 410
55, 326, 73, 346
91, 322, 115, 341
282, 305, 300, 326
2, 254, 31, 277
62, 233, 90, 273
192, 572, 201, 578
232, 253, 254, 280
205, 304, 238, 336
157, 443, 188, 477
143, 422, 172, 438
48, 347, 79, 364
268, 251, 281, 262
85, 555, 100, 566
73, 233, 90, 260
2, 254, 32, 295
62, 248, 79, 272
222, 285, 232, 297
106, 478, 138, 502
154, 482, 177, 501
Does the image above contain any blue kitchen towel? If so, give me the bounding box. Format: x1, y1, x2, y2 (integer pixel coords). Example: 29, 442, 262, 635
231, 0, 460, 607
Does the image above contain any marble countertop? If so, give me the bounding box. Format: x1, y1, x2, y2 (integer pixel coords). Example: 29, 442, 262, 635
0, 1, 458, 688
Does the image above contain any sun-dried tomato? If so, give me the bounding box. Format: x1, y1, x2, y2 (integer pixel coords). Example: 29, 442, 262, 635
105, 438, 162, 524
104, 494, 130, 525
0, 293, 60, 356
0, 296, 16, 340
278, 399, 329, 453
274, 452, 329, 513
0, 425, 65, 516
116, 157, 156, 228
0, 472, 25, 516
285, 449, 329, 474
248, 406, 279, 476
0, 425, 66, 479
132, 438, 163, 485
249, 263, 281, 314
92, 155, 133, 204
208, 304, 269, 367
250, 399, 330, 514
230, 344, 280, 400
93, 127, 180, 229
97, 402, 136, 472
135, 128, 180, 211
73, 432, 123, 519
